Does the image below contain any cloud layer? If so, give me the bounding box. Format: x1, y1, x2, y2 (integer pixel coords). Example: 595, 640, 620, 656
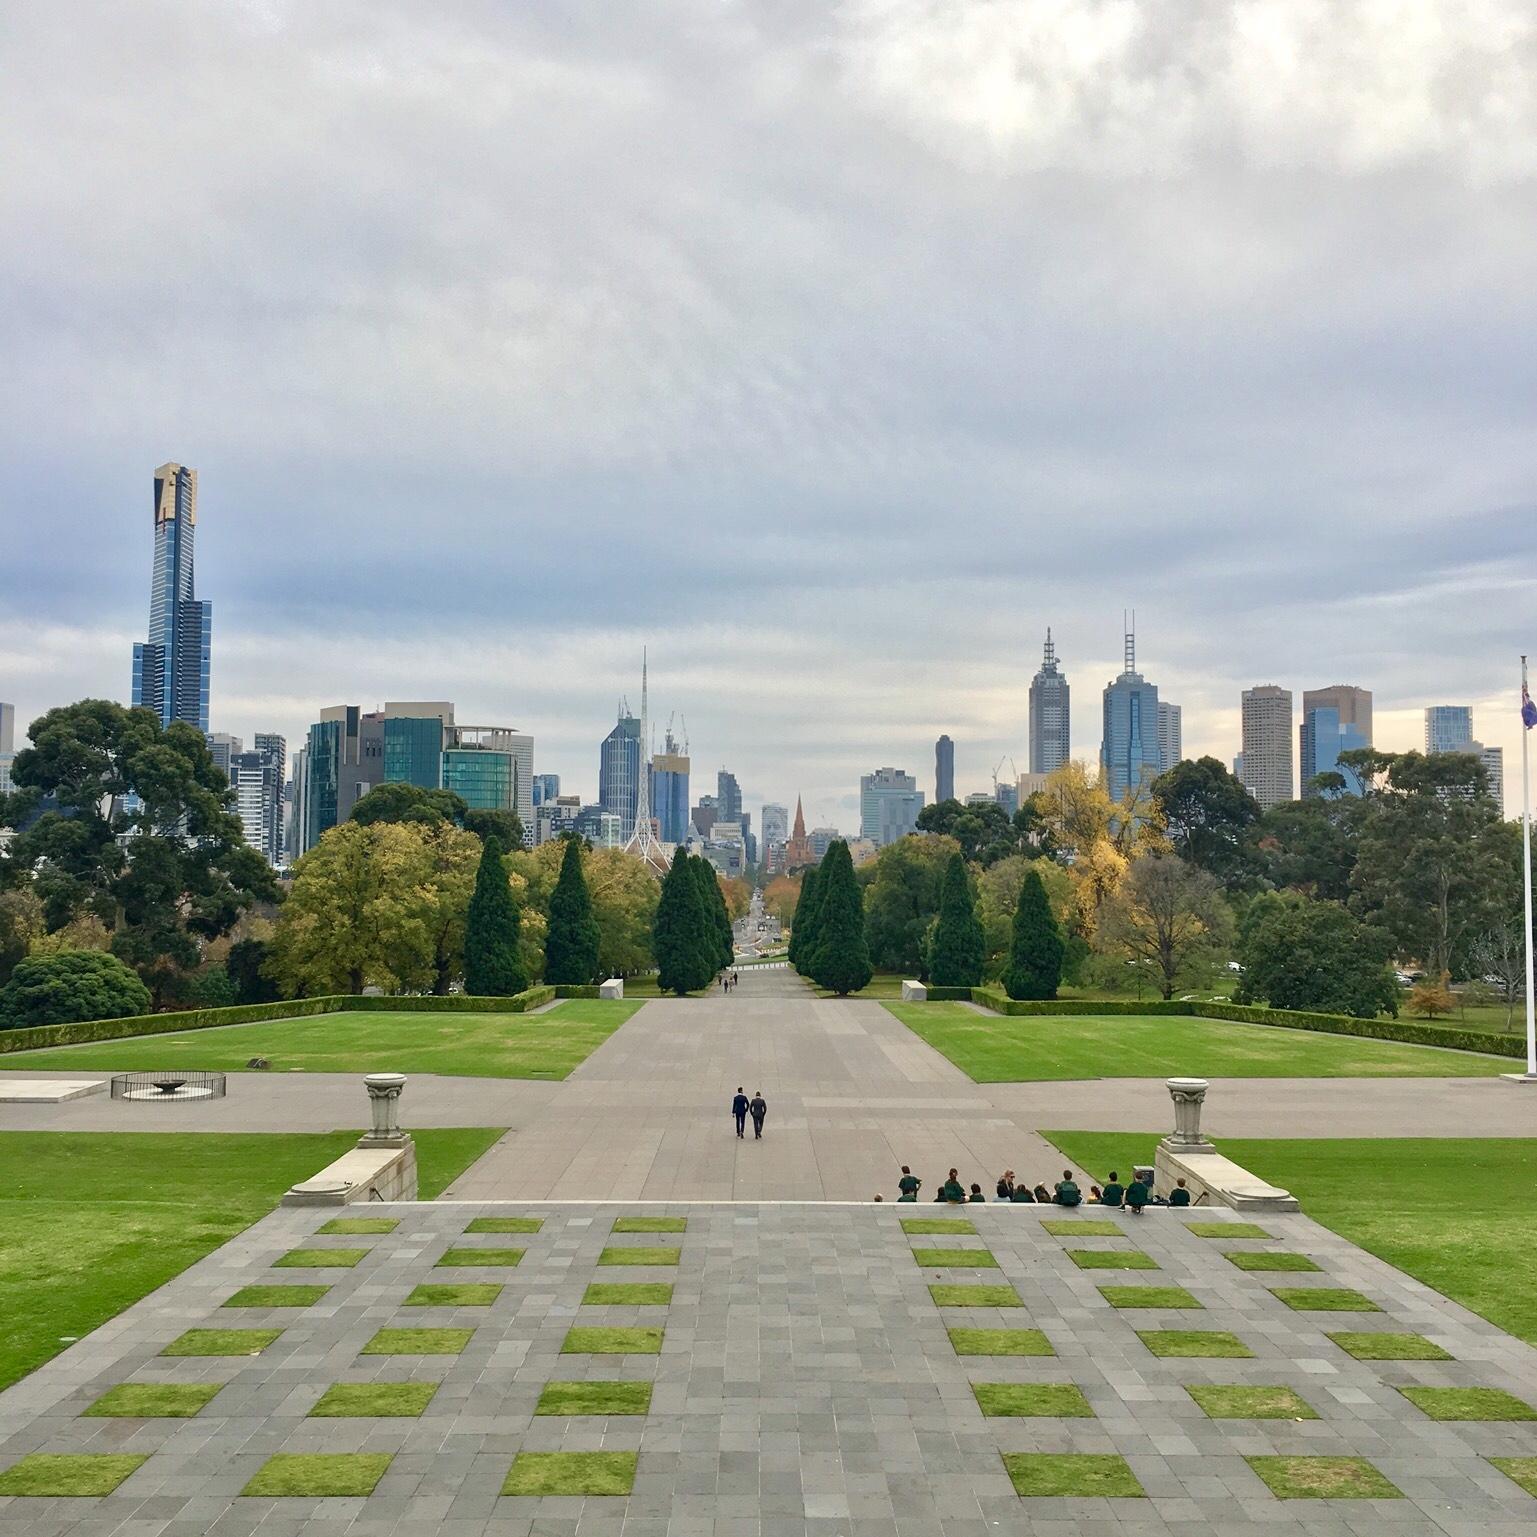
2, 1, 1534, 823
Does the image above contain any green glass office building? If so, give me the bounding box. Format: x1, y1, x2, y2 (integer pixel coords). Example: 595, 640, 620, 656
384, 716, 445, 788
442, 745, 515, 811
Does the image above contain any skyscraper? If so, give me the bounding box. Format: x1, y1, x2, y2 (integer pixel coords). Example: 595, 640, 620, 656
717, 769, 743, 826
0, 701, 14, 797
532, 774, 561, 806
1299, 686, 1372, 798
1424, 706, 1475, 755
382, 702, 454, 788
859, 767, 923, 846
599, 708, 642, 838
132, 463, 211, 732
652, 729, 690, 844
206, 732, 243, 781
1028, 629, 1070, 774
1100, 624, 1161, 804
761, 802, 788, 870
298, 705, 384, 854
253, 733, 286, 864
1240, 685, 1293, 809
1156, 701, 1182, 772
232, 735, 285, 866
934, 735, 955, 804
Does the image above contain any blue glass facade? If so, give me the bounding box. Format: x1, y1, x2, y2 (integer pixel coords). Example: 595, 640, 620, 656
653, 761, 690, 844
1300, 708, 1368, 797
599, 714, 642, 838
383, 716, 445, 788
442, 747, 514, 811
1100, 671, 1161, 804
131, 464, 210, 732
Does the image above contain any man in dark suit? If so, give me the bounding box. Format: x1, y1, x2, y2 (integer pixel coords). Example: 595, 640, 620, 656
749, 1091, 767, 1139
731, 1087, 749, 1139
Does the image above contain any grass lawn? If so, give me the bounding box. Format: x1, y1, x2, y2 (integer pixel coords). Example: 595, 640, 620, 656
242, 1452, 393, 1497
561, 1326, 664, 1353
1225, 1250, 1321, 1272
1490, 1458, 1537, 1497
465, 1215, 542, 1234
1099, 1285, 1202, 1309
502, 1450, 637, 1496
0, 1453, 149, 1496
912, 1247, 999, 1268
1067, 1249, 1157, 1269
319, 1216, 399, 1235
360, 1327, 473, 1355
1245, 1455, 1401, 1500
310, 1382, 438, 1417
613, 1215, 687, 1233
1188, 1385, 1317, 1419
435, 1247, 524, 1267
1328, 1332, 1451, 1360
815, 972, 906, 999
948, 1328, 1053, 1356
274, 1246, 368, 1268
85, 1383, 225, 1418
582, 1283, 674, 1305
900, 1218, 975, 1235
0, 1127, 501, 1392
6, 999, 642, 1079
598, 1245, 680, 1266
889, 1003, 1509, 1081
404, 1283, 503, 1307
1398, 1386, 1537, 1420
1002, 1452, 1144, 1498
1138, 1330, 1254, 1358
973, 1383, 1093, 1417
1045, 1133, 1537, 1345
223, 1284, 329, 1308
162, 1328, 281, 1356
536, 1381, 653, 1416
930, 1284, 1021, 1307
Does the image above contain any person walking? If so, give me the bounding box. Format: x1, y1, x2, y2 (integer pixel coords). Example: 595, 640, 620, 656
749, 1091, 767, 1138
731, 1087, 749, 1139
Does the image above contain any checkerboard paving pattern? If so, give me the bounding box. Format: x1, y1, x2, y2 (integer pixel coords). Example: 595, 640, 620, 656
1, 1203, 1535, 1534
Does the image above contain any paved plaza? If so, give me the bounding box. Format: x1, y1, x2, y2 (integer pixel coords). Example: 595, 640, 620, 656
2, 1200, 1536, 1534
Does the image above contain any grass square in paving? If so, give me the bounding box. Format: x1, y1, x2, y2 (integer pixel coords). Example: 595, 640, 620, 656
562, 1326, 664, 1354
536, 1381, 653, 1415
241, 1453, 393, 1497
583, 1282, 673, 1305
404, 1283, 503, 1307
0, 1453, 149, 1496
361, 1327, 473, 1355
1188, 1385, 1318, 1420
1138, 1330, 1254, 1358
223, 1284, 329, 1308
612, 1215, 686, 1233
1099, 1285, 1201, 1309
310, 1383, 439, 1417
274, 1246, 368, 1269
1001, 1452, 1144, 1498
502, 1450, 637, 1495
1245, 1455, 1401, 1500
901, 1217, 975, 1235
930, 1284, 1022, 1308
1042, 1219, 1123, 1236
1225, 1250, 1321, 1272
465, 1216, 543, 1234
1272, 1286, 1379, 1312
318, 1216, 399, 1235
1328, 1331, 1452, 1360
84, 1383, 224, 1418
1068, 1248, 1157, 1270
1187, 1222, 1272, 1239
435, 1246, 524, 1267
973, 1383, 1093, 1417
1399, 1386, 1537, 1421
948, 1327, 1054, 1356
162, 1328, 281, 1356
912, 1247, 999, 1268
1489, 1458, 1537, 1498
598, 1245, 680, 1266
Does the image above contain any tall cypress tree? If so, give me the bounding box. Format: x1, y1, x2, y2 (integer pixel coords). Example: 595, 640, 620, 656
928, 852, 984, 987
463, 838, 528, 996
788, 865, 821, 973
654, 847, 714, 995
544, 836, 602, 984
691, 856, 733, 971
805, 841, 872, 995
1003, 865, 1065, 1000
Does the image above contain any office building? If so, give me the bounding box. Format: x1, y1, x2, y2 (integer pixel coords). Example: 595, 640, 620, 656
1100, 625, 1161, 804
298, 705, 384, 854
652, 730, 690, 844
599, 708, 642, 839
231, 736, 285, 866
717, 768, 742, 827
1300, 706, 1370, 797
458, 726, 533, 838
383, 702, 454, 788
809, 826, 841, 860
286, 747, 305, 862
1240, 685, 1293, 809
934, 735, 955, 804
859, 766, 923, 847
692, 795, 718, 839
532, 774, 561, 806
1016, 770, 1048, 805
1156, 701, 1182, 772
1302, 685, 1372, 746
761, 802, 788, 870
994, 781, 1019, 816
575, 804, 623, 848
536, 795, 581, 845
0, 702, 14, 797
1028, 629, 1071, 773
1424, 706, 1475, 756
207, 733, 242, 781
132, 463, 211, 732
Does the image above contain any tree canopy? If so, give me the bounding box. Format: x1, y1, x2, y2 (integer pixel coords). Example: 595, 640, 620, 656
463, 836, 527, 996
787, 864, 822, 972
1002, 866, 1066, 1001
351, 781, 468, 827
1235, 893, 1398, 1018
1152, 756, 1260, 887
1096, 852, 1232, 1000
804, 841, 872, 995
654, 849, 715, 994
543, 836, 601, 985
927, 852, 984, 987
0, 949, 151, 1028
862, 833, 960, 975
915, 799, 1021, 867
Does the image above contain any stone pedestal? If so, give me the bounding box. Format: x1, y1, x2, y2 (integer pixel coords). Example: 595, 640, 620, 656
599, 978, 624, 1000
359, 1072, 410, 1149
1159, 1077, 1214, 1155
1151, 1076, 1298, 1210
900, 980, 927, 1002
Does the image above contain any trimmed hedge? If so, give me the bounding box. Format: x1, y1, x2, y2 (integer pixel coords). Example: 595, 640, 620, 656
553, 985, 601, 999
923, 986, 976, 1001
969, 990, 1189, 1017
0, 986, 560, 1054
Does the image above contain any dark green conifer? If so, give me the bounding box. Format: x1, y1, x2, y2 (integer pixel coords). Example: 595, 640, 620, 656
928, 852, 984, 987
463, 838, 528, 996
788, 866, 821, 973
653, 847, 714, 995
690, 856, 733, 971
543, 836, 602, 984
1003, 866, 1065, 1000
805, 841, 873, 995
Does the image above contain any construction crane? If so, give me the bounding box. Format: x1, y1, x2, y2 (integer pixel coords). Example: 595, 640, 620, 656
991, 756, 1017, 796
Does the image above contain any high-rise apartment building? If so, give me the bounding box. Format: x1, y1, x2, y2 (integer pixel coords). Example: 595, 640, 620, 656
206, 733, 242, 782
536, 795, 581, 844
859, 767, 923, 846
132, 463, 211, 732
231, 735, 285, 866
652, 729, 690, 844
532, 774, 561, 806
1299, 686, 1372, 798
1478, 745, 1505, 809
1100, 626, 1161, 804
0, 701, 14, 797
717, 769, 743, 826
1156, 701, 1182, 772
1028, 630, 1070, 774
1240, 686, 1293, 809
599, 709, 642, 839
1424, 706, 1475, 756
934, 735, 955, 804
253, 733, 286, 864
298, 705, 384, 854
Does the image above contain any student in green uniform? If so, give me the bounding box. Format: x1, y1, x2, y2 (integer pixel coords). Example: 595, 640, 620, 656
940, 1169, 967, 1203
1100, 1172, 1125, 1209
1010, 1183, 1036, 1203
1125, 1173, 1150, 1214
1168, 1178, 1191, 1207
969, 1183, 986, 1202
1053, 1170, 1082, 1207
898, 1166, 921, 1199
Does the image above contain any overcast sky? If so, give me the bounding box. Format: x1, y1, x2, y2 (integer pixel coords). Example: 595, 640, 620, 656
2, 1, 1535, 826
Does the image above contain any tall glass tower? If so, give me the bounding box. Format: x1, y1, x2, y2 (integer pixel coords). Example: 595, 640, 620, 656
1028, 629, 1070, 774
1100, 624, 1160, 803
599, 708, 642, 839
132, 463, 211, 731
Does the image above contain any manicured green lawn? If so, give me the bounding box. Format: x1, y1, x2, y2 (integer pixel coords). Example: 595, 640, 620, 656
613, 1215, 686, 1233
223, 1284, 329, 1308
85, 1383, 224, 1418
1188, 1385, 1317, 1420
162, 1328, 281, 1356
948, 1328, 1053, 1356
1328, 1331, 1451, 1360
1045, 1133, 1537, 1345
242, 1452, 393, 1497
465, 1215, 542, 1234
0, 1128, 502, 1392
502, 1450, 637, 1496
582, 1282, 674, 1305
973, 1383, 1093, 1417
598, 1245, 680, 1266
1067, 1249, 1157, 1270
912, 1247, 999, 1268
930, 1284, 1021, 1307
1099, 1285, 1202, 1309
561, 1326, 664, 1353
1139, 1330, 1253, 1358
404, 1283, 502, 1307
436, 1247, 524, 1267
0, 1452, 148, 1496
310, 1382, 438, 1417
361, 1327, 473, 1355
1399, 1386, 1537, 1421
890, 1003, 1508, 1081
1001, 1452, 1144, 1498
536, 1381, 652, 1415
6, 999, 642, 1079
1245, 1455, 1400, 1500
900, 1218, 975, 1235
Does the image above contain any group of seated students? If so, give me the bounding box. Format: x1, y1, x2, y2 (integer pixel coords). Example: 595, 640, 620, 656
892, 1165, 1194, 1209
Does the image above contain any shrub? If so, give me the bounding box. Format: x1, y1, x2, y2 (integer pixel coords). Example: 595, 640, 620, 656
0, 950, 152, 1029
1407, 973, 1455, 1019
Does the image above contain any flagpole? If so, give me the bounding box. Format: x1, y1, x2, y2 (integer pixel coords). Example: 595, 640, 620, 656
1524, 655, 1536, 1078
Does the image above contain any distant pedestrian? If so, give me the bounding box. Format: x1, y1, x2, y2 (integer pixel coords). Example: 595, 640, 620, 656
749, 1091, 767, 1138
731, 1086, 749, 1139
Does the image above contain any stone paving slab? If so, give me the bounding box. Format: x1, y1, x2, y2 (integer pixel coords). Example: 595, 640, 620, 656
1, 1201, 1534, 1534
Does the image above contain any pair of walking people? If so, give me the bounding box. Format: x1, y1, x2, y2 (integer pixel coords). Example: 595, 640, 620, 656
732, 1087, 767, 1139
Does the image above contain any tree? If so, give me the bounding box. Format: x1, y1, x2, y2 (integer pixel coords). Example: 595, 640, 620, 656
405, 822, 483, 994
787, 865, 821, 972
463, 837, 527, 995
916, 799, 1020, 867
862, 833, 960, 975
1151, 756, 1260, 887
1234, 893, 1398, 1018
0, 950, 151, 1029
1407, 973, 1456, 1019
1255, 794, 1361, 903
762, 873, 801, 930
0, 700, 278, 1003
351, 782, 468, 827
544, 837, 601, 985
691, 857, 734, 971
226, 938, 280, 1005
0, 887, 44, 986
1002, 867, 1066, 1000
586, 848, 660, 977
805, 841, 873, 995
1467, 917, 1526, 1030
928, 853, 984, 987
976, 855, 1084, 983
654, 848, 715, 994
1097, 854, 1232, 1000
463, 808, 524, 849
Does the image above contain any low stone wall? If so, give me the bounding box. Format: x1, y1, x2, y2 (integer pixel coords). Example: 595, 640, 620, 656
282, 1141, 417, 1206
1154, 1144, 1298, 1212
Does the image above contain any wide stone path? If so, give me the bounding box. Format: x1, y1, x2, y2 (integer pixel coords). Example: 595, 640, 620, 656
2, 1200, 1534, 1535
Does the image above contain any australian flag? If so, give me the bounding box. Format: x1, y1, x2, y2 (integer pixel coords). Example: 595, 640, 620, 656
1524, 682, 1537, 730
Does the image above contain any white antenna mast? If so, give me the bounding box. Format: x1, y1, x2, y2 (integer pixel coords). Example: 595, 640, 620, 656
624, 646, 669, 875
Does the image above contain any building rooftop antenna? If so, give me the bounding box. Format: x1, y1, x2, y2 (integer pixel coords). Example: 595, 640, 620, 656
624, 646, 669, 875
